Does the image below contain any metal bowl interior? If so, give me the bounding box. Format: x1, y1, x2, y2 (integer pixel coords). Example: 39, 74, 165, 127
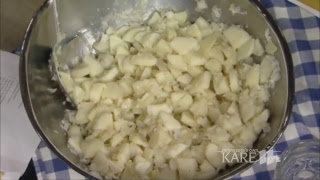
20, 0, 294, 179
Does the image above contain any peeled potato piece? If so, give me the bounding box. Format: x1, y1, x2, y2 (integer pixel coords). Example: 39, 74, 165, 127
223, 25, 251, 49
170, 37, 200, 55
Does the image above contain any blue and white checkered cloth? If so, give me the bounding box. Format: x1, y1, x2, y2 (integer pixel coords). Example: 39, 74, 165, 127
32, 0, 320, 179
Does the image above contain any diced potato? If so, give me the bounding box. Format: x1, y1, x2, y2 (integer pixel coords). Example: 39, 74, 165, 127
130, 143, 143, 158
140, 33, 161, 49
239, 94, 256, 122
166, 144, 188, 158
99, 66, 119, 82
190, 98, 208, 117
134, 31, 148, 43
216, 113, 242, 133
119, 80, 134, 97
251, 86, 270, 102
75, 102, 95, 124
207, 47, 224, 61
90, 83, 105, 103
101, 82, 124, 99
110, 133, 125, 147
260, 55, 277, 84
143, 148, 154, 160
166, 19, 180, 29
207, 106, 221, 123
159, 111, 181, 130
223, 25, 251, 49
134, 155, 152, 175
73, 77, 89, 84
185, 52, 207, 66
116, 46, 130, 57
169, 159, 178, 170
238, 38, 255, 60
155, 71, 175, 86
130, 133, 148, 147
168, 64, 183, 78
98, 53, 114, 69
118, 56, 137, 75
165, 29, 178, 41
228, 69, 241, 92
213, 73, 230, 95
196, 160, 217, 180
89, 152, 109, 175
114, 25, 130, 37
148, 128, 172, 148
187, 71, 211, 94
148, 12, 161, 26
251, 109, 270, 134
167, 55, 188, 71
83, 56, 104, 77
80, 80, 92, 101
59, 71, 75, 92
121, 162, 139, 180
217, 103, 242, 130
154, 39, 173, 57
99, 129, 115, 142
220, 44, 237, 60
105, 27, 115, 35
195, 17, 213, 37
170, 37, 200, 54
197, 116, 210, 127
81, 139, 105, 159
253, 39, 265, 56
67, 125, 82, 137
152, 167, 177, 180
265, 41, 278, 54
238, 125, 257, 147
245, 65, 260, 89
132, 79, 159, 98
177, 73, 193, 86
109, 35, 128, 55
131, 53, 157, 66
173, 11, 187, 25
205, 143, 224, 170
187, 65, 203, 77
72, 86, 85, 104
199, 32, 220, 54
68, 136, 82, 154
140, 67, 152, 80
122, 27, 146, 43
113, 120, 128, 132
92, 112, 113, 131
176, 158, 197, 180
93, 34, 109, 53
206, 126, 230, 143
137, 93, 155, 108
147, 103, 173, 117
180, 24, 202, 40
180, 111, 199, 128
154, 153, 166, 168
204, 59, 222, 74
135, 67, 144, 81
171, 91, 193, 113
70, 62, 91, 78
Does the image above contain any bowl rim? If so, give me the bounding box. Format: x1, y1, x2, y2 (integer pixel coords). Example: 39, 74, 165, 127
19, 0, 294, 179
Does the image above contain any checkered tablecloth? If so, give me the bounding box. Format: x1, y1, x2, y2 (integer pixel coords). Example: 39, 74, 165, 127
32, 0, 320, 179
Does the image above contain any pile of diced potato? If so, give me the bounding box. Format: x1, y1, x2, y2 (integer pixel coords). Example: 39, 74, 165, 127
59, 10, 280, 180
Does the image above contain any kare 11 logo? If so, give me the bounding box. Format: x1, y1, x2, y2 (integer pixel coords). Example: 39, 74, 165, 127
218, 148, 281, 165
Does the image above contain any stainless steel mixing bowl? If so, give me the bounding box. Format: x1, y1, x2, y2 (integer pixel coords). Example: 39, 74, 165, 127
20, 0, 294, 179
